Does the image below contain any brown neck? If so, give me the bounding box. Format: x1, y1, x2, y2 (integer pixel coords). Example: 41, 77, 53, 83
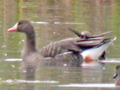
25, 31, 37, 52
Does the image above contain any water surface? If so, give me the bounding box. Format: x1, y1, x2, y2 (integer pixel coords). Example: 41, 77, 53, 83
0, 0, 120, 90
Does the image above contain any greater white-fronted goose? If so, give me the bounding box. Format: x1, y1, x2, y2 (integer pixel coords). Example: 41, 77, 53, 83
8, 20, 114, 65
8, 20, 115, 80
7, 20, 83, 68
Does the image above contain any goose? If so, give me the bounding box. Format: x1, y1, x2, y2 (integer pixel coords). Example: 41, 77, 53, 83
7, 20, 115, 80
8, 20, 114, 64
7, 20, 83, 68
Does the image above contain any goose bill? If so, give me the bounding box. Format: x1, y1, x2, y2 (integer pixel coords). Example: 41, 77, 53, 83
8, 23, 18, 32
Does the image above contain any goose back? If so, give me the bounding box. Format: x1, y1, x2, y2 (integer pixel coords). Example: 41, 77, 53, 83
40, 38, 80, 57
40, 37, 106, 60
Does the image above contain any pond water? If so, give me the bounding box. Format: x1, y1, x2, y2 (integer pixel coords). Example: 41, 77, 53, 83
0, 0, 120, 90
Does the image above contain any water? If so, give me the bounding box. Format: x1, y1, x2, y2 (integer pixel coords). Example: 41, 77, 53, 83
0, 0, 120, 90
0, 59, 118, 90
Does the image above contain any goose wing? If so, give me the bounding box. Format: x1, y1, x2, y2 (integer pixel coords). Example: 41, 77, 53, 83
40, 38, 80, 57
40, 37, 105, 57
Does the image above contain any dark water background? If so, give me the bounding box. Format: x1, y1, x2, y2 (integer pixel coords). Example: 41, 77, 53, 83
0, 0, 120, 90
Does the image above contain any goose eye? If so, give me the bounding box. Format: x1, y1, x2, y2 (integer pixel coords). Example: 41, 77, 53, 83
18, 22, 22, 25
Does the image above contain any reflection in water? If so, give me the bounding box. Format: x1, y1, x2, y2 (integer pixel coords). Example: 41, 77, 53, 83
2, 79, 59, 90
24, 64, 36, 80
56, 83, 115, 88
24, 84, 34, 90
0, 59, 118, 90
32, 21, 85, 25
81, 62, 104, 84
